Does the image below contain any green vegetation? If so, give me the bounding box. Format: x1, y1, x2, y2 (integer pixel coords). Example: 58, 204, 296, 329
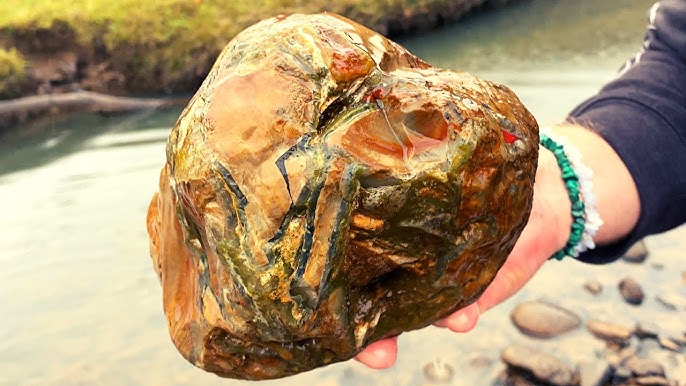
0, 0, 455, 96
0, 47, 26, 96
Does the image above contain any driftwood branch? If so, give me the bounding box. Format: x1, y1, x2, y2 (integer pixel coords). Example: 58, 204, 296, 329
0, 90, 188, 129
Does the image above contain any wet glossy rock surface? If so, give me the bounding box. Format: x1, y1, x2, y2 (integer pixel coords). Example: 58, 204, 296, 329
146, 13, 538, 379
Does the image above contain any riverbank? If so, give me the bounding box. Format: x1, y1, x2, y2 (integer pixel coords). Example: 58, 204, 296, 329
0, 0, 511, 130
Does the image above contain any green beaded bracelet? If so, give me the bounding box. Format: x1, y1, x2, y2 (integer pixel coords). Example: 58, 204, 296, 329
539, 133, 586, 260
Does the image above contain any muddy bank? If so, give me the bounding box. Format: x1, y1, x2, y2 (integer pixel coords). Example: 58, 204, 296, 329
0, 0, 512, 131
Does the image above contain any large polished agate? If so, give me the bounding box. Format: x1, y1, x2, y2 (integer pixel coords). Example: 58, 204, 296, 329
146, 13, 538, 380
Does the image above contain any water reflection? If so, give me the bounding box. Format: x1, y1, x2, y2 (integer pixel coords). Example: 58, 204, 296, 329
400, 0, 652, 71
1, 0, 684, 385
0, 108, 182, 176
398, 0, 654, 124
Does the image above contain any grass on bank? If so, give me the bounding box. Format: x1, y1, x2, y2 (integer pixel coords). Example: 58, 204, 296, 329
0, 47, 26, 96
0, 0, 447, 95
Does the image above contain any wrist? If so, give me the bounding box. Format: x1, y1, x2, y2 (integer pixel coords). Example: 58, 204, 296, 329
534, 145, 573, 255
550, 124, 639, 245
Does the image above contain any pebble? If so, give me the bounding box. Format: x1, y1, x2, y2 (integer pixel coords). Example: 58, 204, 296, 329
634, 376, 677, 386
681, 271, 686, 285
579, 361, 612, 386
624, 356, 665, 377
422, 359, 454, 383
494, 370, 536, 386
655, 296, 677, 311
510, 301, 581, 339
612, 366, 632, 383
587, 320, 634, 345
657, 337, 681, 352
622, 240, 648, 263
635, 323, 659, 340
583, 280, 603, 295
500, 345, 577, 386
655, 293, 686, 310
618, 277, 645, 305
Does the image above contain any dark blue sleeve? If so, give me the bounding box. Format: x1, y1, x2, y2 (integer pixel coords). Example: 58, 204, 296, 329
567, 0, 686, 264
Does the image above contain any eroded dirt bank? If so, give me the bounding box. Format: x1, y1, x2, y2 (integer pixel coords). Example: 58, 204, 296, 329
0, 0, 512, 130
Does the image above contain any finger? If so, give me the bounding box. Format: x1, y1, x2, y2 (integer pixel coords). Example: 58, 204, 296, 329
476, 252, 534, 313
434, 302, 480, 332
354, 336, 398, 369
475, 213, 552, 313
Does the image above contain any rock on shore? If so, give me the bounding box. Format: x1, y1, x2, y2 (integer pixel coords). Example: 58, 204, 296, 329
510, 301, 581, 338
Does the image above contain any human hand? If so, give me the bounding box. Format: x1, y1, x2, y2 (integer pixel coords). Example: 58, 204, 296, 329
355, 145, 573, 369
356, 123, 641, 369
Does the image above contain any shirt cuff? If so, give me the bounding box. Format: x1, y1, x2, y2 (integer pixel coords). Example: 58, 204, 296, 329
567, 97, 686, 264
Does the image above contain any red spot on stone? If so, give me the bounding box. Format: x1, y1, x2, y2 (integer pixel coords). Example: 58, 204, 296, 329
365, 87, 386, 103
501, 128, 519, 144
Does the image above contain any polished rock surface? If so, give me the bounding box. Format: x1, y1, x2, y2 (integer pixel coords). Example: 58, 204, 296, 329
147, 13, 538, 379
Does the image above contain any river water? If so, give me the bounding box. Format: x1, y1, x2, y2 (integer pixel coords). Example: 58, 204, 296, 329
1, 0, 684, 385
